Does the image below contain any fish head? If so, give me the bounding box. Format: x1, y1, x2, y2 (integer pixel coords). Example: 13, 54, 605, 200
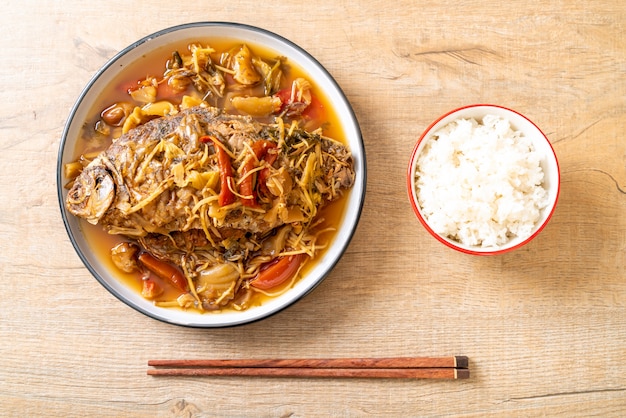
66, 164, 115, 224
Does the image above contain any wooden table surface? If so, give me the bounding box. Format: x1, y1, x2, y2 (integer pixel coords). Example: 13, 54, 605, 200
2, 1, 625, 416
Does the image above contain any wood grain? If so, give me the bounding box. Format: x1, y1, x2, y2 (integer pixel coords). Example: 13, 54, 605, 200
1, 0, 625, 416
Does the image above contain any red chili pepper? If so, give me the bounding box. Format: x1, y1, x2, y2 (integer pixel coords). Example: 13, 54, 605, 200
250, 253, 306, 290
138, 252, 188, 292
251, 140, 277, 160
239, 157, 258, 208
200, 135, 236, 206
240, 140, 277, 207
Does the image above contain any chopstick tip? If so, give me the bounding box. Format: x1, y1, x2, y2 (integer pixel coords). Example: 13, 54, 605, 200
454, 356, 469, 369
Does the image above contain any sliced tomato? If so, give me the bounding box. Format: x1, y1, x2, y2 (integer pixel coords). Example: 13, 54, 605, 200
250, 253, 306, 290
300, 93, 325, 121
156, 79, 183, 101
274, 88, 325, 121
118, 79, 141, 94
274, 88, 292, 111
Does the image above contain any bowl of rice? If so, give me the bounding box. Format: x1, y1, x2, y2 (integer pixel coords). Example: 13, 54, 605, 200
407, 104, 560, 255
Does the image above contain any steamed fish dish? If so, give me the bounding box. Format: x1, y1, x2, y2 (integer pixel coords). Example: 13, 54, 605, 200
67, 106, 353, 238
64, 41, 355, 312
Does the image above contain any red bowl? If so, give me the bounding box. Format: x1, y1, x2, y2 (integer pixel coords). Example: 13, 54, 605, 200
407, 104, 560, 255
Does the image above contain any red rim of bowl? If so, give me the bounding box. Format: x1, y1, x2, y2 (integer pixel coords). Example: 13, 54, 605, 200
406, 104, 560, 256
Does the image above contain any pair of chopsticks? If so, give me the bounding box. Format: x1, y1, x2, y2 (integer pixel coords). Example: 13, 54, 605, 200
147, 356, 469, 379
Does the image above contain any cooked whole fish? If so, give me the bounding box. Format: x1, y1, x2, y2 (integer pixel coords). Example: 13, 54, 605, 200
66, 105, 355, 256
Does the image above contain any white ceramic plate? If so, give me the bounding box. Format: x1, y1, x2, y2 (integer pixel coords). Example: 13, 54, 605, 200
57, 22, 366, 327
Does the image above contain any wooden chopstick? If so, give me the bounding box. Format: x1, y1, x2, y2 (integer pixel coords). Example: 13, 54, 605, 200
147, 367, 469, 379
147, 356, 469, 379
148, 356, 468, 369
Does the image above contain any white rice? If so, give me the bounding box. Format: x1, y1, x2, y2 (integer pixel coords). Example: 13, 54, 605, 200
414, 115, 548, 248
